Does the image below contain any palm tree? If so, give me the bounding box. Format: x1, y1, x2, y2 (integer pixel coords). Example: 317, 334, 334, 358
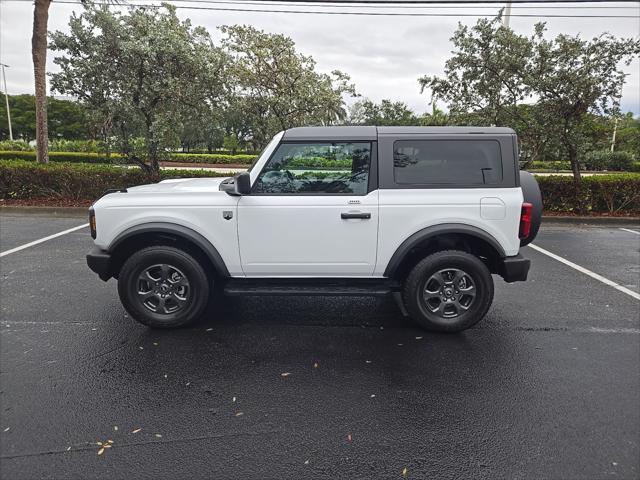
32, 0, 52, 163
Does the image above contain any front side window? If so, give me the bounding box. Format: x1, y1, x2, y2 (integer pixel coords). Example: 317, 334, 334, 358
393, 140, 503, 185
254, 142, 371, 194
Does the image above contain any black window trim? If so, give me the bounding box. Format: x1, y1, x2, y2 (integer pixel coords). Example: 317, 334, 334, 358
249, 140, 378, 196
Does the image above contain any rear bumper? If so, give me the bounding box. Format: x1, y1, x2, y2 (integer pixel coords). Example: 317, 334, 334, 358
498, 254, 530, 283
87, 247, 112, 281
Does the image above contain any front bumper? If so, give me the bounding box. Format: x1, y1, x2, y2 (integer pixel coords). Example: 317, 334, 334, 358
498, 254, 530, 283
87, 247, 112, 281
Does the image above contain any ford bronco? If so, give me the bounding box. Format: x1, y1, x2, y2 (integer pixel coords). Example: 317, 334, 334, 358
87, 126, 542, 332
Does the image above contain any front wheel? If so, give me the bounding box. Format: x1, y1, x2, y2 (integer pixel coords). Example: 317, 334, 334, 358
118, 246, 210, 328
402, 250, 494, 333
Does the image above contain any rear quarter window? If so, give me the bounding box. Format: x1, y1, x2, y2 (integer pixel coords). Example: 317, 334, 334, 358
393, 139, 503, 186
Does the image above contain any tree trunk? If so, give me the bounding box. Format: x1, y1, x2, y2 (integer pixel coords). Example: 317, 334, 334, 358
32, 0, 51, 163
568, 146, 581, 183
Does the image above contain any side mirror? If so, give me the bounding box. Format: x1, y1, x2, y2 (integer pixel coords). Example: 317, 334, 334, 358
220, 171, 251, 196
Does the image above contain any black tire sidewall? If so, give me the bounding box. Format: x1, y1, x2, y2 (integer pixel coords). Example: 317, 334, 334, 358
403, 251, 494, 333
118, 247, 210, 328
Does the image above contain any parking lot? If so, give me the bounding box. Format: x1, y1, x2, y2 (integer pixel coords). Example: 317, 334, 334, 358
0, 211, 638, 480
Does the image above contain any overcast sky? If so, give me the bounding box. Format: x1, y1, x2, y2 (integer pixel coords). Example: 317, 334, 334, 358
0, 0, 639, 115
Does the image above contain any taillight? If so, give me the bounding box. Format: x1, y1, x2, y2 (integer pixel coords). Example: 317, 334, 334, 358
519, 202, 532, 239
89, 208, 96, 239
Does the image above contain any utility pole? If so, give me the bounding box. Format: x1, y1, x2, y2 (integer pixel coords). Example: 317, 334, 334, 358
610, 116, 619, 153
1, 63, 13, 141
502, 1, 512, 28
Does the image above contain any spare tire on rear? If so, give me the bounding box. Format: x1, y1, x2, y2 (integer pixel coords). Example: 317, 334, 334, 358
519, 171, 542, 246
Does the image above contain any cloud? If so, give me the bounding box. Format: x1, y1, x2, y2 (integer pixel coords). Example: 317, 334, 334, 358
1, 1, 638, 115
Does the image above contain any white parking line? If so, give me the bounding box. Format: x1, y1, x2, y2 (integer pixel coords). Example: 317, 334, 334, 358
0, 224, 88, 257
528, 243, 640, 301
619, 228, 640, 236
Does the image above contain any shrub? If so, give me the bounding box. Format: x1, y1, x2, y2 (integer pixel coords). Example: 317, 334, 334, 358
49, 139, 102, 153
0, 160, 230, 201
0, 151, 119, 164
0, 140, 34, 151
537, 173, 640, 214
0, 150, 257, 165
583, 151, 610, 171
608, 151, 635, 171
170, 153, 256, 165
583, 150, 636, 171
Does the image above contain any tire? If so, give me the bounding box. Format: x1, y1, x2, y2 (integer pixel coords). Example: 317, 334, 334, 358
118, 246, 210, 328
519, 171, 543, 246
402, 250, 494, 333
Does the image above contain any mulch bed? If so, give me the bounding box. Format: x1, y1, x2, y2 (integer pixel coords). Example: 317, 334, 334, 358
1, 198, 93, 208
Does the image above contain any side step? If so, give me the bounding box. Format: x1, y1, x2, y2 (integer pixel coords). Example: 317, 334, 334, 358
223, 278, 400, 297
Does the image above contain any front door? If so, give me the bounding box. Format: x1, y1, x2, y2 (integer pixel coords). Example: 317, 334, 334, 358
237, 141, 378, 277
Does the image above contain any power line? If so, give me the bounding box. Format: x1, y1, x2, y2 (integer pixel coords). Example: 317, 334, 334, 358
50, 0, 640, 16
4, 0, 639, 3
96, 0, 640, 7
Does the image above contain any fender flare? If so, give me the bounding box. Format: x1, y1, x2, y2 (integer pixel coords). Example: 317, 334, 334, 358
109, 222, 230, 277
383, 223, 506, 278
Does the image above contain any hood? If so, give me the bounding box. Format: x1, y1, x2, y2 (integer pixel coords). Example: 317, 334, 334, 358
125, 177, 229, 194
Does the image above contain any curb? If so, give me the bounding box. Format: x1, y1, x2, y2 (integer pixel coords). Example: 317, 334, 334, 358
0, 206, 88, 217
542, 216, 639, 225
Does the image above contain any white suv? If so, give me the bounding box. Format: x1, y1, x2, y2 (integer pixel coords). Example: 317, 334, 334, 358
87, 126, 541, 332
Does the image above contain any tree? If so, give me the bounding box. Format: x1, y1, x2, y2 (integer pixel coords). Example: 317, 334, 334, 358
528, 27, 640, 179
0, 94, 87, 141
221, 25, 357, 148
50, 4, 227, 175
347, 98, 418, 126
420, 16, 639, 180
32, 0, 52, 163
419, 104, 450, 126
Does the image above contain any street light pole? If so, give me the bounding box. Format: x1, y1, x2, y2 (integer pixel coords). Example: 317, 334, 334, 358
502, 1, 512, 27
1, 63, 13, 141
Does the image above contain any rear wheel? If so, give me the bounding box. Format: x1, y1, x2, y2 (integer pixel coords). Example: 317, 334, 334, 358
402, 250, 494, 332
118, 246, 210, 328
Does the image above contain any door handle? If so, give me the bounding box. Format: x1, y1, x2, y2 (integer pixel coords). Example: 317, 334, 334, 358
341, 211, 371, 220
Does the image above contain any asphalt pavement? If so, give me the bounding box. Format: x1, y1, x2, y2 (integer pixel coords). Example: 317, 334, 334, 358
0, 212, 638, 480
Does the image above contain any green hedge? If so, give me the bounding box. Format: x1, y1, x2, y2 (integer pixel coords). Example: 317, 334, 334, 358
537, 174, 640, 214
527, 159, 640, 172
0, 150, 257, 165
0, 160, 228, 201
170, 153, 256, 165
1, 159, 639, 213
